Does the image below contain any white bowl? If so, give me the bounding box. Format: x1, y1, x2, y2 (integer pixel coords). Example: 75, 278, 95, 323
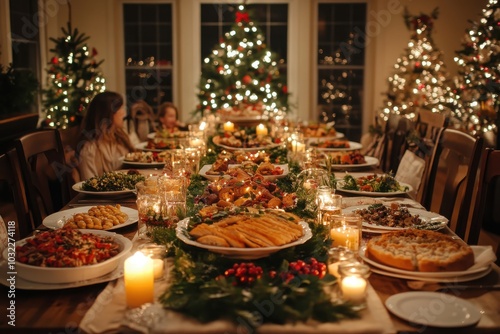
3, 229, 132, 284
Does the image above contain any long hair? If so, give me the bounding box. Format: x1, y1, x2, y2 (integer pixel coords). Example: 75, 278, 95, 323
77, 91, 135, 153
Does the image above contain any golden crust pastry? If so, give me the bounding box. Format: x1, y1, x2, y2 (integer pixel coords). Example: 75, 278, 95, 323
365, 229, 474, 272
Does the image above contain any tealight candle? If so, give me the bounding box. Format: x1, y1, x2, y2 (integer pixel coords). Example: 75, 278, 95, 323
139, 243, 167, 281
224, 121, 234, 132
256, 123, 268, 137
338, 262, 370, 309
327, 247, 355, 278
328, 215, 361, 251
124, 251, 154, 308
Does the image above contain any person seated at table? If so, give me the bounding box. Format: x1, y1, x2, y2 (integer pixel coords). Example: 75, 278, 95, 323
157, 102, 187, 132
76, 91, 136, 180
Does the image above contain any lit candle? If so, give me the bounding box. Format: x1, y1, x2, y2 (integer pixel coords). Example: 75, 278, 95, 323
224, 121, 234, 132
152, 258, 164, 279
341, 276, 367, 303
327, 247, 355, 278
291, 140, 306, 152
190, 137, 203, 147
330, 225, 360, 251
124, 252, 154, 308
256, 123, 268, 136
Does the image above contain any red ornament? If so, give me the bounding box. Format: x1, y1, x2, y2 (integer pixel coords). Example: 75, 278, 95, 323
242, 75, 252, 85
51, 57, 59, 65
235, 12, 250, 23
92, 47, 98, 57
217, 66, 224, 73
69, 116, 75, 122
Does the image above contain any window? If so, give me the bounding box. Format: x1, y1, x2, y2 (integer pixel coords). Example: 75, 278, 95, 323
200, 3, 288, 78
123, 3, 173, 112
317, 2, 366, 141
9, 0, 40, 113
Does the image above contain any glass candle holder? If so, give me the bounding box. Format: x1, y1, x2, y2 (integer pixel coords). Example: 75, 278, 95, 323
338, 262, 371, 310
139, 243, 167, 281
326, 214, 362, 251
327, 246, 356, 279
316, 187, 342, 225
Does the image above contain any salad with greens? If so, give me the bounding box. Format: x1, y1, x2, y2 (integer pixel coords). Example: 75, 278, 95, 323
82, 171, 145, 192
338, 173, 409, 193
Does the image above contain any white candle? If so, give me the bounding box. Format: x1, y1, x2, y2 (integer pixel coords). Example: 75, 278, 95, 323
291, 140, 306, 152
124, 251, 154, 308
224, 121, 234, 132
341, 276, 367, 303
190, 138, 203, 147
152, 258, 164, 279
256, 123, 268, 136
330, 225, 360, 251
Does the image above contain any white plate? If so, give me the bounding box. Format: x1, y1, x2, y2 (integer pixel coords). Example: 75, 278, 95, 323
336, 180, 413, 197
121, 157, 166, 168
72, 181, 136, 197
212, 138, 282, 152
385, 291, 481, 327
199, 164, 289, 181
305, 132, 345, 140
359, 246, 491, 278
343, 205, 448, 231
43, 206, 138, 231
0, 258, 124, 290
308, 140, 363, 151
330, 156, 380, 171
370, 265, 492, 283
176, 219, 312, 259
146, 131, 190, 140
2, 229, 132, 284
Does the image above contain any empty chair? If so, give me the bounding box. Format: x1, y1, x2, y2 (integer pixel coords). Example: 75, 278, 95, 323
468, 148, 500, 248
420, 128, 484, 239
15, 129, 72, 226
415, 109, 447, 143
0, 149, 33, 239
383, 115, 414, 173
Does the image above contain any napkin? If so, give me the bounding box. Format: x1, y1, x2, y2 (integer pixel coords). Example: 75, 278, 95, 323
394, 150, 425, 199
469, 245, 497, 270
80, 277, 395, 334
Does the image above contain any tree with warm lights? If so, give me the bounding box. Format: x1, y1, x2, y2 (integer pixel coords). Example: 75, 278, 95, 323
42, 23, 106, 129
379, 8, 458, 122
195, 4, 289, 118
453, 0, 500, 147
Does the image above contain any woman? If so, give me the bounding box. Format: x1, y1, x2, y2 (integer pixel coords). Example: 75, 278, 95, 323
76, 91, 136, 180
157, 102, 186, 131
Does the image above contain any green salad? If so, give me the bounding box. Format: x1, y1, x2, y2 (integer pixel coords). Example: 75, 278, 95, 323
340, 173, 409, 193
81, 172, 145, 192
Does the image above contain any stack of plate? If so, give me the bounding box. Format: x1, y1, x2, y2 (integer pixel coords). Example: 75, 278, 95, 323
359, 246, 493, 282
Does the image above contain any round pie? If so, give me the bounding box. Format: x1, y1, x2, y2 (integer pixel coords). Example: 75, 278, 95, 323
365, 229, 474, 272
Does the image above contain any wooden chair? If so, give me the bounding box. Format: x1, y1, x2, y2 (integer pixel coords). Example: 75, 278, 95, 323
130, 100, 156, 141
15, 129, 72, 225
0, 149, 33, 239
415, 109, 446, 142
420, 129, 484, 240
468, 149, 500, 248
383, 116, 414, 173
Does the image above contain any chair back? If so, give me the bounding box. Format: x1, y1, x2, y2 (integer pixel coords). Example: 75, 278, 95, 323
130, 100, 155, 141
0, 149, 33, 239
383, 116, 414, 173
15, 129, 72, 225
468, 148, 500, 245
420, 129, 484, 240
415, 109, 446, 142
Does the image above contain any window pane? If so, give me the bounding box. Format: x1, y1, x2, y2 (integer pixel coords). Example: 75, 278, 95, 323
317, 3, 366, 141
123, 3, 173, 109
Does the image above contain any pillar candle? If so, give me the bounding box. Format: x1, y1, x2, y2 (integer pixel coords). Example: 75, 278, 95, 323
330, 225, 360, 250
256, 123, 268, 136
224, 121, 234, 132
124, 251, 154, 308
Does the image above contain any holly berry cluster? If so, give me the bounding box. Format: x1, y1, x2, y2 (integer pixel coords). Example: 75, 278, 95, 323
280, 258, 327, 283
224, 262, 264, 287
222, 258, 327, 287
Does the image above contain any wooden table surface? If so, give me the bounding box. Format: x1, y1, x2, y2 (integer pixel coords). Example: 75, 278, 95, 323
2, 192, 500, 334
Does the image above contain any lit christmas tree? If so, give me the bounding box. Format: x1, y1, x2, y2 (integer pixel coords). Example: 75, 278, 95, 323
42, 23, 106, 129
195, 4, 289, 119
379, 8, 458, 121
453, 0, 500, 145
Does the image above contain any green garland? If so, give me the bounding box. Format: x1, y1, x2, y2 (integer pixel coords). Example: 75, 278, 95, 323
149, 144, 360, 329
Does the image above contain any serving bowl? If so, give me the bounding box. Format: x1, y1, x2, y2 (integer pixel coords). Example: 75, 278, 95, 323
3, 229, 132, 284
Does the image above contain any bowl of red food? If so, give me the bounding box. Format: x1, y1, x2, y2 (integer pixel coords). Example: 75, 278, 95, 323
3, 228, 132, 284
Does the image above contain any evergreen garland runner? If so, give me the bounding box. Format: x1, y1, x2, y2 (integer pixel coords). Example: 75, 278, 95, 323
149, 145, 358, 329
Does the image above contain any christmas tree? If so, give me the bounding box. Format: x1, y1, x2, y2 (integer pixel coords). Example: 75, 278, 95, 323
42, 23, 106, 129
379, 8, 458, 122
453, 0, 500, 145
195, 4, 289, 118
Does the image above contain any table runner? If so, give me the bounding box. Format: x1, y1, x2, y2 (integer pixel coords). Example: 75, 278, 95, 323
80, 274, 395, 334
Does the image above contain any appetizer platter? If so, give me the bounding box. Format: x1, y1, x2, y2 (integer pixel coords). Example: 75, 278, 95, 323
121, 151, 168, 167
199, 162, 288, 181
308, 139, 363, 151
213, 134, 281, 151
73, 171, 145, 196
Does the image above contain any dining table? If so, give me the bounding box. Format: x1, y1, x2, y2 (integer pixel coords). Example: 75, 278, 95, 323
1, 163, 500, 334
